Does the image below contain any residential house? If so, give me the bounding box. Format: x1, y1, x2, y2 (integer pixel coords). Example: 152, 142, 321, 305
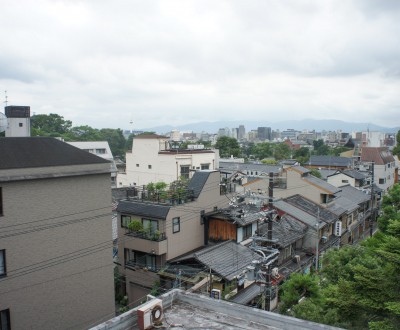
327, 169, 369, 189
243, 166, 341, 207
115, 170, 231, 306
0, 137, 115, 330
120, 134, 219, 187
358, 147, 396, 193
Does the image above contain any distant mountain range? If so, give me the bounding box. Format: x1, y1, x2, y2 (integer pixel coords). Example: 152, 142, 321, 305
140, 119, 400, 135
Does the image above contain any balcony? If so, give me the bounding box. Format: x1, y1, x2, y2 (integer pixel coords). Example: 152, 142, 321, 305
124, 230, 168, 255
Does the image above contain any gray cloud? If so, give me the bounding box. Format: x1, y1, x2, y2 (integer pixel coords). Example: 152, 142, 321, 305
0, 0, 399, 129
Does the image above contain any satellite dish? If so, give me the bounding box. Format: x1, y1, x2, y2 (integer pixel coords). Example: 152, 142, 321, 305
0, 112, 7, 133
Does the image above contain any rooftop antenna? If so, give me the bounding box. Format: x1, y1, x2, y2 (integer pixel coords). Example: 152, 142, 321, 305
4, 90, 8, 107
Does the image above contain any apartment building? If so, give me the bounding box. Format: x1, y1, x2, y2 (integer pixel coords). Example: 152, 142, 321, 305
119, 134, 219, 187
0, 137, 115, 330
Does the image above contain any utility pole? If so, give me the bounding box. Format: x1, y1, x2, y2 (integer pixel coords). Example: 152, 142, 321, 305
369, 162, 375, 237
315, 208, 320, 271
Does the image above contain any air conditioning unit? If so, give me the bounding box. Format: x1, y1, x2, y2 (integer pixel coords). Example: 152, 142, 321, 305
271, 267, 279, 277
137, 298, 163, 330
321, 236, 328, 244
294, 255, 301, 263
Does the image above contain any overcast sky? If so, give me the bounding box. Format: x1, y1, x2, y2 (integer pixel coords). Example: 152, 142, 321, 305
1, 0, 399, 130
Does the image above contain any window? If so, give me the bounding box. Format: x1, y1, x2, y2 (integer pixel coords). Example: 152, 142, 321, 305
342, 180, 349, 183
0, 187, 3, 216
148, 165, 152, 169
0, 250, 6, 277
136, 164, 139, 167
173, 217, 180, 233
19, 122, 23, 127
379, 178, 385, 184
96, 148, 106, 154
180, 166, 190, 179
201, 164, 210, 170
121, 215, 132, 228
124, 248, 135, 265
142, 219, 158, 233
0, 309, 10, 330
242, 224, 252, 240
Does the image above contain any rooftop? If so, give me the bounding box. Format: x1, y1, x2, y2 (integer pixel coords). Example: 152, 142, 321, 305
91, 289, 344, 330
0, 137, 109, 170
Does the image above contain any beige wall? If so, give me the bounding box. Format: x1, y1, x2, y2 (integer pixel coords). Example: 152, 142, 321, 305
0, 171, 115, 330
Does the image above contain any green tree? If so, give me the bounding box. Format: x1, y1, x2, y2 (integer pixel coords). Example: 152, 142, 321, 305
31, 113, 72, 136
214, 136, 241, 158
273, 143, 291, 160
99, 128, 126, 159
252, 142, 273, 160
392, 131, 400, 158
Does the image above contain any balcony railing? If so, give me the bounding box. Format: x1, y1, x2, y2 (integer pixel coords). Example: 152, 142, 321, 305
125, 229, 167, 242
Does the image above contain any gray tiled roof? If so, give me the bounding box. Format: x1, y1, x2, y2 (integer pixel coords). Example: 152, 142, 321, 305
285, 195, 338, 224
187, 171, 212, 198
329, 196, 358, 215
258, 214, 307, 247
304, 176, 341, 194
307, 155, 352, 167
0, 137, 109, 170
194, 241, 262, 281
117, 200, 170, 219
273, 200, 325, 229
318, 169, 339, 180
289, 165, 310, 174
335, 185, 370, 205
342, 169, 366, 180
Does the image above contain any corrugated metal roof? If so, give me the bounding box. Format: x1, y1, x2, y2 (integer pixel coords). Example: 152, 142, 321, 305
0, 137, 109, 170
194, 241, 262, 281
117, 200, 170, 219
289, 165, 310, 174
218, 162, 282, 174
231, 283, 262, 304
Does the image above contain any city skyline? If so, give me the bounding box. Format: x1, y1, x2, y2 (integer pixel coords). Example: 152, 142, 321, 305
1, 0, 399, 129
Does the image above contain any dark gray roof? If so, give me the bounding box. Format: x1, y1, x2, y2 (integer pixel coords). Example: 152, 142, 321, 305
307, 155, 352, 167
194, 241, 262, 281
342, 169, 366, 180
304, 175, 341, 194
258, 214, 307, 247
285, 195, 338, 224
231, 283, 262, 304
117, 200, 170, 219
335, 185, 370, 205
187, 171, 212, 198
318, 169, 340, 180
0, 137, 109, 170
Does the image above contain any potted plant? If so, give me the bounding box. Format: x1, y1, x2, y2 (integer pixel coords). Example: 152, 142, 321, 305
127, 220, 143, 234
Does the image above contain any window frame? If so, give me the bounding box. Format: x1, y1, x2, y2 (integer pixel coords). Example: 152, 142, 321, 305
0, 250, 6, 278
172, 217, 180, 233
0, 187, 3, 216
180, 165, 190, 179
242, 224, 253, 240
0, 308, 11, 330
121, 215, 132, 228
